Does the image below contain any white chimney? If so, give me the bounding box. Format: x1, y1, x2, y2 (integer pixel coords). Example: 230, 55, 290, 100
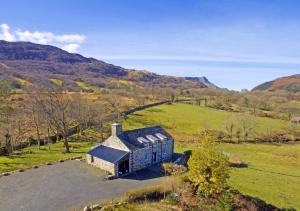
111, 122, 122, 136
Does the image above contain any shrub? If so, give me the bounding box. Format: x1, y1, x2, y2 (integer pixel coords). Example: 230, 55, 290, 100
166, 192, 178, 205
228, 156, 247, 168
160, 162, 187, 176
254, 132, 290, 143
187, 135, 230, 198
213, 191, 235, 211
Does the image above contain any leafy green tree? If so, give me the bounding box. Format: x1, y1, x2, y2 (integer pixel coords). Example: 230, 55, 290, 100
187, 135, 230, 198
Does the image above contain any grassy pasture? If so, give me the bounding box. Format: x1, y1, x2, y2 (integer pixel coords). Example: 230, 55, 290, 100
221, 143, 300, 210
122, 103, 300, 210
122, 103, 288, 144
0, 141, 94, 173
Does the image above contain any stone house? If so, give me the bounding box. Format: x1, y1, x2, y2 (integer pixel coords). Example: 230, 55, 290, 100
87, 123, 174, 177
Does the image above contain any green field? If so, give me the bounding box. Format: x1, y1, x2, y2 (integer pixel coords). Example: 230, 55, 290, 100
122, 103, 300, 210
0, 141, 94, 173
221, 143, 300, 210
122, 103, 288, 143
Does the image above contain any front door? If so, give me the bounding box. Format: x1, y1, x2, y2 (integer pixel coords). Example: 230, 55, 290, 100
118, 159, 129, 175
153, 152, 157, 163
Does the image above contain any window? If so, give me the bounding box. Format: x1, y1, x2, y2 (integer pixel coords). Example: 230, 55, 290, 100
156, 133, 167, 140
146, 135, 158, 143
91, 156, 94, 163
137, 137, 150, 146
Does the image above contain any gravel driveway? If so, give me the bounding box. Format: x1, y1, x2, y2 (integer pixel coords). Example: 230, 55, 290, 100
0, 160, 163, 211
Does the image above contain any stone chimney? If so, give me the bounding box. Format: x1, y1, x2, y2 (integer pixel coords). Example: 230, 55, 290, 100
111, 122, 122, 136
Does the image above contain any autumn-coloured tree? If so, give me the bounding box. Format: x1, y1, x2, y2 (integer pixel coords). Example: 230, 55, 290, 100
188, 134, 229, 198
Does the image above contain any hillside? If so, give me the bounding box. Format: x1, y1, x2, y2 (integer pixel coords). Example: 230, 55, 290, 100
253, 74, 300, 92
0, 40, 210, 92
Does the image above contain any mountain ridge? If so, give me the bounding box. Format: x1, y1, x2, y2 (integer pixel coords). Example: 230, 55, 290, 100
0, 40, 214, 91
185, 76, 218, 88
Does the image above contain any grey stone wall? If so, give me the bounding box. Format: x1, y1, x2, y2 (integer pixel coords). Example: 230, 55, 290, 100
161, 139, 173, 161
132, 147, 152, 171
131, 138, 173, 172
102, 136, 130, 152
86, 137, 174, 176
86, 154, 116, 176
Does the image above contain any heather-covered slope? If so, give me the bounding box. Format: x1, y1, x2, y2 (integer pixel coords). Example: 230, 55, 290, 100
0, 40, 210, 91
253, 74, 300, 92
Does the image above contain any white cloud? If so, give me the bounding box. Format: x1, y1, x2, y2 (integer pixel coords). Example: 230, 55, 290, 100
62, 43, 80, 53
0, 24, 16, 41
15, 30, 85, 45
0, 23, 85, 53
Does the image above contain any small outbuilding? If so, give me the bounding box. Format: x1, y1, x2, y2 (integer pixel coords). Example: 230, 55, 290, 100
291, 117, 300, 124
86, 123, 174, 177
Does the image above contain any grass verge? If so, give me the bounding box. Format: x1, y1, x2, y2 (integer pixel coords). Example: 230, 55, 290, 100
0, 141, 94, 173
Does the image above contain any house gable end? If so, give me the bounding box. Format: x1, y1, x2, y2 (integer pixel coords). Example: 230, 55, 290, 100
102, 136, 130, 152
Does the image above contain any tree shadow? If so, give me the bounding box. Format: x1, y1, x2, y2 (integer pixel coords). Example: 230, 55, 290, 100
230, 163, 248, 168
145, 108, 164, 113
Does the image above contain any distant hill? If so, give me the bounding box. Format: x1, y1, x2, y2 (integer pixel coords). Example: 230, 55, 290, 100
185, 76, 218, 88
253, 74, 300, 92
0, 40, 214, 92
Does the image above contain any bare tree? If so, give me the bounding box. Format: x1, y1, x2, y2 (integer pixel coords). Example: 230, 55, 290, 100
237, 115, 257, 142
0, 106, 29, 154
224, 118, 235, 141
36, 91, 73, 153
104, 94, 122, 121
28, 94, 44, 149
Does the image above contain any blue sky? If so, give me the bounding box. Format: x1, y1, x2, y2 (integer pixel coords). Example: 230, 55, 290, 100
0, 0, 300, 90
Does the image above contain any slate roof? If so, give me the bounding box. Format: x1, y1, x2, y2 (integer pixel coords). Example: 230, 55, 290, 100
120, 125, 172, 150
87, 145, 129, 163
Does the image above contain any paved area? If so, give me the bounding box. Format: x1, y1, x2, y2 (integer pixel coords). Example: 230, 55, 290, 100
0, 160, 163, 211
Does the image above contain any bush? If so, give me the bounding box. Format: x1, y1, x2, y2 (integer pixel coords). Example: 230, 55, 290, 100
228, 156, 247, 168
166, 192, 178, 205
213, 191, 235, 211
254, 132, 290, 143
187, 135, 230, 198
160, 162, 187, 176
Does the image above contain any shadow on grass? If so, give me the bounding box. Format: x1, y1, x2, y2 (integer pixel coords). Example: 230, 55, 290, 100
230, 163, 248, 168
145, 108, 164, 113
